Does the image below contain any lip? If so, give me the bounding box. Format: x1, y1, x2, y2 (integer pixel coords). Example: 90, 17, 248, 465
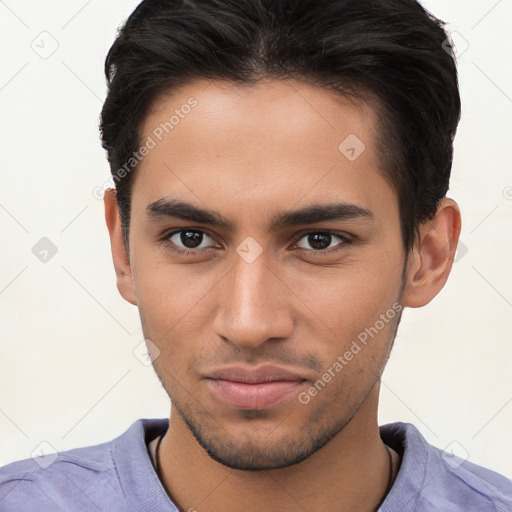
204, 365, 307, 409
205, 365, 307, 384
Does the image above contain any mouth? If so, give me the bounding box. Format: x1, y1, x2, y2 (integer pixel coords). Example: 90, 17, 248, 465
204, 365, 308, 410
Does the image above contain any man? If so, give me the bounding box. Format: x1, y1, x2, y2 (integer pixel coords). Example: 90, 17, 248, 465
1, 0, 511, 510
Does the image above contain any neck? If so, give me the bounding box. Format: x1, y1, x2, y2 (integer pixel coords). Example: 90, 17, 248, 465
157, 384, 395, 512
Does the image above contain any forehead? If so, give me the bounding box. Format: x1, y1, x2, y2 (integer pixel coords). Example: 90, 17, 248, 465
143, 78, 377, 154
133, 78, 396, 224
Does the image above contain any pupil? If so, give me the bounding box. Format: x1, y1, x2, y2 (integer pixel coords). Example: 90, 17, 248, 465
309, 233, 331, 250
181, 231, 202, 248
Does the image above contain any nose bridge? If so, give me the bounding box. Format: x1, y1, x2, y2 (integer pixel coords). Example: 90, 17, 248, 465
232, 250, 275, 309
213, 247, 293, 348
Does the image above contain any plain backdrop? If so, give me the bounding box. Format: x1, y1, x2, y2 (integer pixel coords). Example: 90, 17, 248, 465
0, 0, 511, 479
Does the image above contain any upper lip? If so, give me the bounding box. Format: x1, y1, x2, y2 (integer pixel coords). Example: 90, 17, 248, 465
204, 365, 307, 384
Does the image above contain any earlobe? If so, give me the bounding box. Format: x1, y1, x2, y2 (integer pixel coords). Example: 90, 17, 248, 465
104, 189, 137, 306
402, 198, 461, 308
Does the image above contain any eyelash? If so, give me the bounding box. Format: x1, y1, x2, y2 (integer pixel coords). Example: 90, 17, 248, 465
161, 228, 353, 257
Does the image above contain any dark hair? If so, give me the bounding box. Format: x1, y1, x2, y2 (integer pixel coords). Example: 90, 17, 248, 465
100, 0, 460, 252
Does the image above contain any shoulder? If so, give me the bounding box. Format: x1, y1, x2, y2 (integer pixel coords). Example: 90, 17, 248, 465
380, 422, 512, 512
0, 418, 168, 512
0, 439, 120, 511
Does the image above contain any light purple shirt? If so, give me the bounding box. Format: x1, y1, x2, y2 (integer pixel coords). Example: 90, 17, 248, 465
1, 419, 511, 511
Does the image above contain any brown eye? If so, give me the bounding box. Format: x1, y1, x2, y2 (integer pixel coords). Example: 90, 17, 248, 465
295, 231, 351, 252
167, 229, 216, 252
180, 230, 204, 248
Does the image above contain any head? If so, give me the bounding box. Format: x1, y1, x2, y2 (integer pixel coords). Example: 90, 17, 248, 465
101, 0, 461, 470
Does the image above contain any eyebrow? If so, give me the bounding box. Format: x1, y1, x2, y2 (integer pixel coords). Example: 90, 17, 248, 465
146, 197, 373, 230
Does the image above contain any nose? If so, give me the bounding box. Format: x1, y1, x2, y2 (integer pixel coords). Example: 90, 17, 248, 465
212, 249, 295, 350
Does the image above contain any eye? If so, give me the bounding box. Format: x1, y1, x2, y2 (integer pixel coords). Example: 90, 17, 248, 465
295, 231, 352, 252
162, 228, 353, 257
165, 229, 217, 254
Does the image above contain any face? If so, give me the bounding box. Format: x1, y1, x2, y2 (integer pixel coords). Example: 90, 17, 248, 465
121, 78, 408, 470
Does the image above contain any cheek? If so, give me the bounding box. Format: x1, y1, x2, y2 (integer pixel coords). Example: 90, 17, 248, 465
289, 260, 403, 379
294, 260, 402, 330
133, 259, 228, 390
300, 311, 401, 413
131, 228, 404, 361
131, 245, 217, 330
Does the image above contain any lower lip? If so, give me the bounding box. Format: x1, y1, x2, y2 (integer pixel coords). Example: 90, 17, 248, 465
206, 379, 305, 409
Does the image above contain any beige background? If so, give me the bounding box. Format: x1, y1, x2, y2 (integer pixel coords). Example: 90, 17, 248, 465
0, 0, 511, 478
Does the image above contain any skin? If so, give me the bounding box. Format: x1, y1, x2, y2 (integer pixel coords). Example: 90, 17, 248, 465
104, 78, 461, 512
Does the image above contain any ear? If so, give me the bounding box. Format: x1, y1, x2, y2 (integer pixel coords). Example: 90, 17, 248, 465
402, 198, 461, 308
104, 189, 137, 306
